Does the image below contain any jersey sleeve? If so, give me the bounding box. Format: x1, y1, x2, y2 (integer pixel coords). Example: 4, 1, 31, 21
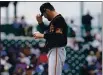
39, 22, 48, 33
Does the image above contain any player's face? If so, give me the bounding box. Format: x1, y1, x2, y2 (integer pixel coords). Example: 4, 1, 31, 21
43, 10, 52, 21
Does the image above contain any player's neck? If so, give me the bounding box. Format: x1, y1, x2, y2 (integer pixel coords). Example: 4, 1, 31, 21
51, 11, 59, 20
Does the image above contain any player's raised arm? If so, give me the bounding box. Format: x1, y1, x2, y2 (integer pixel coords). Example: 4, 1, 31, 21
36, 14, 48, 32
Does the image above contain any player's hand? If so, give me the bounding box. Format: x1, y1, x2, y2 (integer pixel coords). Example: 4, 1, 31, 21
33, 32, 44, 39
36, 14, 43, 24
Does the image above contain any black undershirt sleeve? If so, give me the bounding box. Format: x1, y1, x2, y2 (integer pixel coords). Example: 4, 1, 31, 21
39, 22, 48, 33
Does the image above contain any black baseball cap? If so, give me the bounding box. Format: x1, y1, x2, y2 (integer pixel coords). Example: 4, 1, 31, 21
40, 2, 55, 16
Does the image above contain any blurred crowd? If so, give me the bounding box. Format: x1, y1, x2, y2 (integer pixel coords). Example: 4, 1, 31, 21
66, 26, 102, 75
0, 12, 102, 75
81, 32, 102, 75
0, 31, 102, 75
12, 16, 32, 36
0, 42, 48, 75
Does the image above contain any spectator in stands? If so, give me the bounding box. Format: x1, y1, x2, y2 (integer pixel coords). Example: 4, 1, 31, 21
0, 43, 7, 57
0, 44, 12, 75
20, 16, 27, 29
35, 51, 48, 75
30, 54, 37, 70
67, 29, 80, 51
18, 52, 30, 65
30, 45, 40, 58
69, 19, 81, 37
84, 31, 94, 43
25, 65, 34, 75
95, 50, 102, 75
12, 17, 21, 36
82, 11, 93, 33
19, 16, 27, 36
37, 52, 48, 65
7, 47, 17, 65
86, 51, 97, 66
13, 63, 26, 75
86, 51, 97, 75
70, 19, 78, 33
13, 52, 27, 75
12, 17, 20, 29
22, 46, 31, 57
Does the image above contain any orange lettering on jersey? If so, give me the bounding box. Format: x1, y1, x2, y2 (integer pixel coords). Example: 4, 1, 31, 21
56, 28, 63, 34
49, 24, 54, 32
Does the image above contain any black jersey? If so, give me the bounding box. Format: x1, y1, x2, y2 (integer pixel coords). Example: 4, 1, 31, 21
39, 14, 68, 49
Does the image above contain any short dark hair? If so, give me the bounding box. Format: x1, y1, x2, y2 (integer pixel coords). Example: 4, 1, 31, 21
40, 3, 55, 16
